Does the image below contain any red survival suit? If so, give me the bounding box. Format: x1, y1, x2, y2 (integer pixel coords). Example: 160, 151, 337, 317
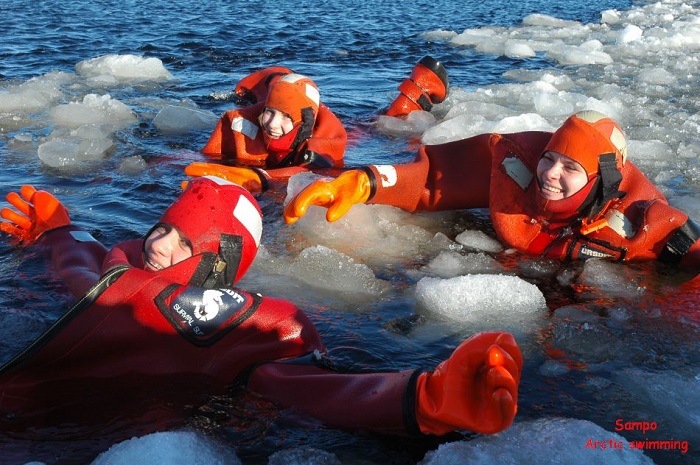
0, 214, 419, 435
360, 131, 700, 269
0, 176, 521, 439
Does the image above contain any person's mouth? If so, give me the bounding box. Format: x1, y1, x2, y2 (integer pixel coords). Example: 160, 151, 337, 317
540, 182, 563, 198
542, 182, 562, 193
145, 256, 165, 271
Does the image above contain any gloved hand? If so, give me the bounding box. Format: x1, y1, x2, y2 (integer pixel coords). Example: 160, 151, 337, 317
184, 162, 265, 193
415, 331, 522, 436
0, 185, 71, 243
284, 169, 371, 224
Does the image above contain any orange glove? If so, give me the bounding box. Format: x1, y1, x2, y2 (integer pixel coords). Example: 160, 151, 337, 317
415, 331, 522, 436
284, 169, 371, 225
184, 162, 266, 193
0, 185, 71, 244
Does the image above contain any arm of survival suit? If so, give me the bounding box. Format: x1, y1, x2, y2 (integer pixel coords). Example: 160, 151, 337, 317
38, 225, 108, 298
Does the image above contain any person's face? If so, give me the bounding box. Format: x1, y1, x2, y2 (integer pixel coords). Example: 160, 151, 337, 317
143, 224, 193, 271
260, 107, 295, 138
536, 151, 589, 200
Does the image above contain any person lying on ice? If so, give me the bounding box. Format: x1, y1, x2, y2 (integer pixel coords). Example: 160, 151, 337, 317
283, 110, 700, 271
186, 56, 449, 194
0, 176, 521, 437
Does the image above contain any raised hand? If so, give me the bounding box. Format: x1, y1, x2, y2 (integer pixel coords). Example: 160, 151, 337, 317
1, 185, 71, 243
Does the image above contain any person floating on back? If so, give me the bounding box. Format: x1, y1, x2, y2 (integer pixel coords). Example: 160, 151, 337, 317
0, 176, 521, 439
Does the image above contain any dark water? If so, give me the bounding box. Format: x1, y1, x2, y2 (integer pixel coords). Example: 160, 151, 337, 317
2, 0, 699, 464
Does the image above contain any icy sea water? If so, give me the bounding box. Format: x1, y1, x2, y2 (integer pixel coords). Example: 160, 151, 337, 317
1, 0, 699, 464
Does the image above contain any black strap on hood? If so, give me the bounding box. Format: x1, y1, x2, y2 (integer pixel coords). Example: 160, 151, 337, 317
585, 152, 625, 220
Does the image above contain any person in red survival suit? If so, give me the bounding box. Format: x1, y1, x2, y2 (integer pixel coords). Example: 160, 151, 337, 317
0, 176, 521, 438
187, 57, 450, 194
283, 110, 700, 271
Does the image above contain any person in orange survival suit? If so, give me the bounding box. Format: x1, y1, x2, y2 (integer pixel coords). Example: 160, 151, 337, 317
284, 110, 700, 271
0, 176, 521, 440
187, 57, 450, 194
198, 71, 347, 192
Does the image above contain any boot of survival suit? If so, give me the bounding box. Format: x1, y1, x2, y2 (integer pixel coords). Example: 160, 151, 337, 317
384, 56, 449, 118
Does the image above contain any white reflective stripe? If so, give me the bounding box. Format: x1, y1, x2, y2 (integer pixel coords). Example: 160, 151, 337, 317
502, 157, 533, 190
610, 126, 627, 164
279, 74, 320, 106
203, 175, 234, 186
304, 82, 320, 107
233, 196, 263, 246
231, 117, 258, 140
372, 165, 398, 188
604, 209, 635, 238
70, 230, 98, 242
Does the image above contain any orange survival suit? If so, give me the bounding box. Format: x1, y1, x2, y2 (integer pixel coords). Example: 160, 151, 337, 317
0, 177, 522, 438
360, 112, 700, 268
202, 71, 347, 174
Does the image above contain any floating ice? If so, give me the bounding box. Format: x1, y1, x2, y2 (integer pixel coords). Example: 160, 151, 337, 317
421, 251, 504, 278
415, 274, 546, 330
418, 417, 655, 465
152, 104, 219, 134
253, 244, 391, 297
38, 133, 113, 168
618, 24, 644, 44
0, 72, 69, 114
90, 430, 240, 465
454, 229, 503, 253
49, 93, 136, 129
76, 54, 173, 83
578, 259, 646, 299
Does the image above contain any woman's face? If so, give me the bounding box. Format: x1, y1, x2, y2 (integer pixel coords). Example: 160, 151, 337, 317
143, 224, 193, 271
260, 107, 295, 138
536, 151, 589, 200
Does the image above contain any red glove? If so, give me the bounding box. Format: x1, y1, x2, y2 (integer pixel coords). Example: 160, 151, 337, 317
415, 331, 522, 435
284, 169, 371, 224
184, 162, 266, 193
0, 185, 71, 243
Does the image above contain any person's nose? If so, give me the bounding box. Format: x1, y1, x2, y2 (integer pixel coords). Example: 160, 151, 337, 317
151, 228, 179, 258
267, 112, 283, 129
544, 162, 563, 180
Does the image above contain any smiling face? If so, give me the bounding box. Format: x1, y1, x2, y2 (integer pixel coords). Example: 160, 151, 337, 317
260, 107, 295, 138
142, 223, 193, 272
536, 151, 589, 200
